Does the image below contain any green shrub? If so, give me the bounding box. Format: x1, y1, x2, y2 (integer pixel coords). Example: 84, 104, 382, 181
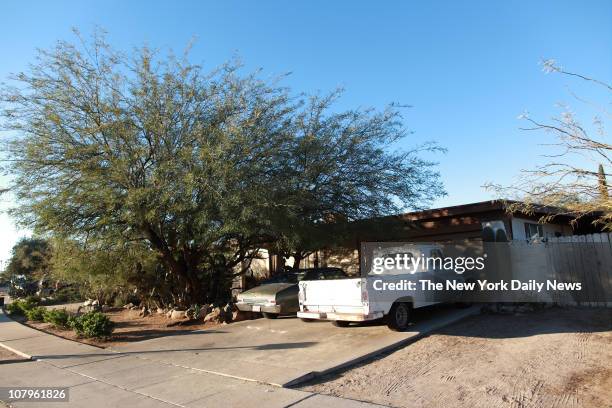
25, 306, 46, 322
43, 308, 70, 328
67, 314, 80, 330
24, 295, 41, 307
69, 312, 114, 338
5, 297, 39, 315
5, 301, 25, 315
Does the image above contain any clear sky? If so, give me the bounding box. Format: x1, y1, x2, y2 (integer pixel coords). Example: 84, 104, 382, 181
0, 0, 610, 264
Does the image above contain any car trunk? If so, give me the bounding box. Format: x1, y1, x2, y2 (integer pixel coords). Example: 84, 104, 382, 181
239, 283, 294, 303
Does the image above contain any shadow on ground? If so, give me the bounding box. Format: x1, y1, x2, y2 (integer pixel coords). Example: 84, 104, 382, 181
27, 341, 318, 361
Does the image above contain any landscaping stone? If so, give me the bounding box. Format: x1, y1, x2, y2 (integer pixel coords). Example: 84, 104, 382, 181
201, 304, 210, 318
170, 309, 186, 320
203, 307, 222, 323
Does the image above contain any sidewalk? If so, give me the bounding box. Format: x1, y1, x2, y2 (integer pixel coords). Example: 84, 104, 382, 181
0, 310, 381, 408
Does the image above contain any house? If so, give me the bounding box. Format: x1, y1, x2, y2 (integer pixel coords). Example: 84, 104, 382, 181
363, 199, 599, 242
238, 199, 602, 283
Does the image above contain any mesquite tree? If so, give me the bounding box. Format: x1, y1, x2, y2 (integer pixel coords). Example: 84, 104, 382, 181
272, 92, 445, 265
1, 32, 445, 304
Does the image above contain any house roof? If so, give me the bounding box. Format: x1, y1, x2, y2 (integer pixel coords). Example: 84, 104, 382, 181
397, 199, 573, 222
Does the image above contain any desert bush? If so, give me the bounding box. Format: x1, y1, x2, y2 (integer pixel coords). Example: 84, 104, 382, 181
23, 295, 41, 307
5, 301, 26, 315
25, 306, 46, 321
43, 308, 70, 328
69, 312, 114, 338
5, 296, 40, 315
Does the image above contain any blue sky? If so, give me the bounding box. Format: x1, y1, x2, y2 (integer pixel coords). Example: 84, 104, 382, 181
0, 0, 610, 263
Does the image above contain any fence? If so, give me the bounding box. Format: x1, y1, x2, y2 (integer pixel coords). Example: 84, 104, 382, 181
484, 233, 612, 306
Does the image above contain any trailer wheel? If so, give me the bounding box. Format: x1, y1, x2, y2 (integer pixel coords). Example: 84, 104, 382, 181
332, 320, 350, 327
262, 312, 278, 319
386, 302, 410, 331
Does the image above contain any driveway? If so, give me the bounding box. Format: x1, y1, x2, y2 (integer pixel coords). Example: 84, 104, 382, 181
0, 308, 380, 408
110, 305, 478, 386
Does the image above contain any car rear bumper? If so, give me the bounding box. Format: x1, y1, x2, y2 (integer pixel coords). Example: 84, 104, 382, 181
235, 302, 282, 314
297, 311, 384, 322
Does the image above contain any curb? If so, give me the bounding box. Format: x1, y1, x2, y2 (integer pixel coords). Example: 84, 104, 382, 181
0, 341, 33, 361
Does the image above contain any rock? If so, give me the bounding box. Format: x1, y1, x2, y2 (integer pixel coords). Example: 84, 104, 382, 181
123, 303, 134, 309
203, 307, 222, 323
166, 309, 173, 318
83, 299, 93, 307
92, 299, 100, 306
156, 307, 165, 315
170, 309, 186, 320
199, 304, 210, 319
203, 305, 232, 324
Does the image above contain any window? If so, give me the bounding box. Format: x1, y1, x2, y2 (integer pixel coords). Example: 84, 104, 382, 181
524, 223, 543, 241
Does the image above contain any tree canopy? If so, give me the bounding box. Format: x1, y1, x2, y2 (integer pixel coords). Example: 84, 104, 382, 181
1, 32, 445, 305
4, 237, 51, 280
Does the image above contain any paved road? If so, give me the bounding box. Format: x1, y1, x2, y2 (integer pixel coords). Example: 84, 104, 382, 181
0, 305, 477, 407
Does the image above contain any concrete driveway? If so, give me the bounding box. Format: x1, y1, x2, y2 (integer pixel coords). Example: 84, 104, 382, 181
1, 308, 380, 408
110, 305, 478, 386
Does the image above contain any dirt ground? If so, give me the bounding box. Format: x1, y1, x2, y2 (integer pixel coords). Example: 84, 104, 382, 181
301, 307, 612, 408
24, 308, 226, 348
